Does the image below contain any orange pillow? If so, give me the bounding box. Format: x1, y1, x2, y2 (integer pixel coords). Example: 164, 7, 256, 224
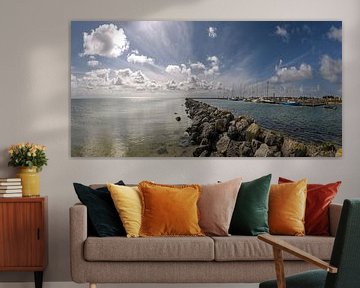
269, 179, 307, 236
138, 181, 204, 237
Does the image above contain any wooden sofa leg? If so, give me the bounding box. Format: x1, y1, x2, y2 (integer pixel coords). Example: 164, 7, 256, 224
89, 283, 96, 288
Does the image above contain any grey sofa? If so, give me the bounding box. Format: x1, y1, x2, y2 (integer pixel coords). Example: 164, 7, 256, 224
70, 202, 342, 288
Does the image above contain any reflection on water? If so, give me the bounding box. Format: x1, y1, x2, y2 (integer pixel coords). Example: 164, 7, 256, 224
200, 99, 342, 146
71, 96, 192, 157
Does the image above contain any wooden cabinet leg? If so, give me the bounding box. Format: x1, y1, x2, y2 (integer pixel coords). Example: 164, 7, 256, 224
89, 283, 97, 288
34, 271, 43, 288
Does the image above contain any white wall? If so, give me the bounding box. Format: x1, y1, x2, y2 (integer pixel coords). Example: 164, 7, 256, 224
0, 0, 359, 282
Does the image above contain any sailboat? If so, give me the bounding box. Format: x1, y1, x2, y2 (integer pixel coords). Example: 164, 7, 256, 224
281, 100, 301, 106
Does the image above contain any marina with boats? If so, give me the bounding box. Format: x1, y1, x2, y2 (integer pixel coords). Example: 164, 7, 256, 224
191, 95, 342, 109
191, 85, 341, 109
191, 81, 342, 109
232, 95, 341, 108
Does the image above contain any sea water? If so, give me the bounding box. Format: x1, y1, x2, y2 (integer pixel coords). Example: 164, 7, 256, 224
71, 95, 192, 157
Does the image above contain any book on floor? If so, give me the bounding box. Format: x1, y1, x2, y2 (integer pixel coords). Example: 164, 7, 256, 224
0, 193, 22, 198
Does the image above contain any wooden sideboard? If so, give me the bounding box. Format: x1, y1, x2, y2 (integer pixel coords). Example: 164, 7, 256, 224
0, 197, 47, 288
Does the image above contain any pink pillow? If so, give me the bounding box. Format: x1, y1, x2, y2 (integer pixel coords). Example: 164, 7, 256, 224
198, 178, 242, 236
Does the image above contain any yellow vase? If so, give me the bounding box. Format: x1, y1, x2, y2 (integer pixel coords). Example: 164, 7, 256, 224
16, 167, 40, 197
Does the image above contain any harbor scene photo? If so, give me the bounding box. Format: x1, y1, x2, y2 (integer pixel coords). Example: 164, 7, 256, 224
71, 21, 342, 157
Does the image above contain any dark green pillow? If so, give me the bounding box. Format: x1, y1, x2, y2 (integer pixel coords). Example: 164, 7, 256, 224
229, 174, 272, 236
73, 181, 126, 237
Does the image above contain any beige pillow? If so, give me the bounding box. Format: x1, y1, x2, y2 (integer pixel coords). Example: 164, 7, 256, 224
198, 178, 242, 236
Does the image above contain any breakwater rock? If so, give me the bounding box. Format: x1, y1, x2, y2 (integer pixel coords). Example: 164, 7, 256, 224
185, 98, 341, 157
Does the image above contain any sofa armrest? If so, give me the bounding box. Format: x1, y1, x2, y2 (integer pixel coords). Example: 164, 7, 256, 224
69, 203, 88, 283
258, 234, 337, 273
329, 203, 342, 237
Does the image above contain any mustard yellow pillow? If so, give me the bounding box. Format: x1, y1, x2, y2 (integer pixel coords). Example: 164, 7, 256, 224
269, 179, 307, 236
138, 181, 204, 237
107, 183, 142, 238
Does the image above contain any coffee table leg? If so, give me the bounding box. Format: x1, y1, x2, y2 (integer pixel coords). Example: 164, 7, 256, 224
34, 271, 43, 288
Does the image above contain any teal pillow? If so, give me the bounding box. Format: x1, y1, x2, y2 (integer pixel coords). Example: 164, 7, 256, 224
229, 174, 272, 236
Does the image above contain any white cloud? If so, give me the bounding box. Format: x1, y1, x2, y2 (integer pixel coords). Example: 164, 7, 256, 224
320, 55, 342, 83
215, 82, 223, 90
165, 57, 221, 79
190, 62, 206, 71
205, 56, 220, 76
113, 68, 152, 89
165, 65, 182, 74
87, 60, 100, 67
165, 64, 191, 76
164, 76, 223, 92
207, 56, 219, 66
327, 26, 342, 42
75, 68, 113, 89
145, 80, 162, 90
113, 69, 160, 90
275, 25, 289, 41
131, 70, 147, 83
166, 80, 178, 90
83, 24, 130, 58
127, 53, 154, 65
71, 65, 226, 96
205, 65, 219, 76
89, 55, 96, 59
208, 27, 217, 38
270, 61, 312, 83
180, 64, 191, 76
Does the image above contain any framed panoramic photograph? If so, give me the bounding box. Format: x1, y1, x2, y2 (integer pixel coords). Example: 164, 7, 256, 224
71, 21, 342, 157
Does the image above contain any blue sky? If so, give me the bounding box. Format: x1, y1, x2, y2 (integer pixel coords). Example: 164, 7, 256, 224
71, 21, 342, 98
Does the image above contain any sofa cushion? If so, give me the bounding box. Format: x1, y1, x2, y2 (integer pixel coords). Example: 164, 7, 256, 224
84, 236, 214, 261
139, 181, 203, 237
108, 184, 142, 238
198, 177, 242, 236
229, 174, 271, 236
73, 181, 126, 237
269, 179, 307, 236
212, 236, 334, 261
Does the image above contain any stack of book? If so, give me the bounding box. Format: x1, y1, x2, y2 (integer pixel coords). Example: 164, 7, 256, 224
0, 178, 22, 197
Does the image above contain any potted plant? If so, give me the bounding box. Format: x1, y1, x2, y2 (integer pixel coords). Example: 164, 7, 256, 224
8, 143, 48, 197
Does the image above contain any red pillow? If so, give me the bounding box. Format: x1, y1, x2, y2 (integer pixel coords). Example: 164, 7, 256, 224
278, 177, 341, 236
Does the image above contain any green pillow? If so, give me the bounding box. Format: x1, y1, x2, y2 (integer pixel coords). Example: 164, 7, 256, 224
229, 174, 272, 236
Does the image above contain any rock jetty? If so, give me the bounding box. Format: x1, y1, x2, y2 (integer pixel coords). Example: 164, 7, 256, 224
184, 98, 341, 157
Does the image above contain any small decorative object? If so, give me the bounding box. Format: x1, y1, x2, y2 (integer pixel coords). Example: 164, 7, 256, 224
8, 143, 48, 197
